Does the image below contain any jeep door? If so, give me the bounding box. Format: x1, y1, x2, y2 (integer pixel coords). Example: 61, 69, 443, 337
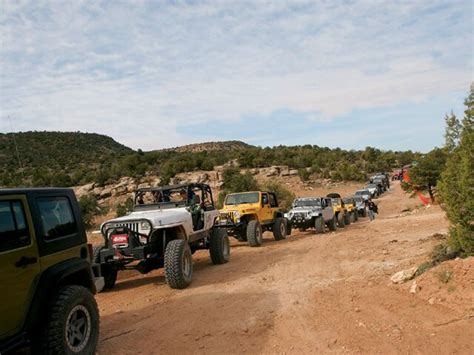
201, 186, 218, 230
0, 195, 40, 339
260, 193, 273, 223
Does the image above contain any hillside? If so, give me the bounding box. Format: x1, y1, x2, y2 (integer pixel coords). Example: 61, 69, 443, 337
0, 131, 133, 187
0, 131, 420, 188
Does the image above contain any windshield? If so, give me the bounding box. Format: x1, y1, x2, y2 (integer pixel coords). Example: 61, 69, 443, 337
342, 198, 352, 204
294, 199, 321, 207
353, 196, 363, 202
225, 192, 259, 205
355, 190, 369, 195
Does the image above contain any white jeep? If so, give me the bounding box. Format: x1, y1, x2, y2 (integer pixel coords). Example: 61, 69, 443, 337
95, 183, 230, 290
285, 197, 337, 233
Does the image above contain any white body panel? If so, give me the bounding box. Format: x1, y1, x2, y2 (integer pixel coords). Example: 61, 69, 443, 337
101, 207, 219, 239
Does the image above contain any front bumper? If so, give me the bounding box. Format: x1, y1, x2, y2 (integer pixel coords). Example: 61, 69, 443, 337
288, 217, 313, 228
216, 219, 244, 233
99, 244, 153, 263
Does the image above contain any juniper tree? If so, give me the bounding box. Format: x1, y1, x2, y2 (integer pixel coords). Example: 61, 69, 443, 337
438, 84, 474, 255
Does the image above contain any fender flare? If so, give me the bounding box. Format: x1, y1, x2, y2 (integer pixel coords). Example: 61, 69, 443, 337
25, 258, 95, 333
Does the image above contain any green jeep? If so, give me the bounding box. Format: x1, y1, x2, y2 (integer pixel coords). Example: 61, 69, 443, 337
0, 188, 102, 354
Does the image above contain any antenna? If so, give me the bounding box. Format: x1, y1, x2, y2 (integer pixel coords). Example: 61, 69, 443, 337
9, 116, 24, 177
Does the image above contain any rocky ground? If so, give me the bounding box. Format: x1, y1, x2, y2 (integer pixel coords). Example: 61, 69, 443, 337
95, 181, 473, 354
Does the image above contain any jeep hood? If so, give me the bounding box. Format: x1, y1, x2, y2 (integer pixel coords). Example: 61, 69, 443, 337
289, 207, 322, 214
103, 207, 190, 228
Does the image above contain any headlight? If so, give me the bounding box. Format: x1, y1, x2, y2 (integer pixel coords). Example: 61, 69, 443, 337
307, 212, 312, 219
233, 211, 241, 219
140, 222, 150, 230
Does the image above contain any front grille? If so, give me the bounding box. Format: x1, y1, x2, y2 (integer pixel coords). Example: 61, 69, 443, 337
292, 212, 306, 219
220, 212, 234, 220
109, 222, 139, 233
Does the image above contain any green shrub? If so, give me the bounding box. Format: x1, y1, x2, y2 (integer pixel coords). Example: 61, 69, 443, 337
438, 84, 474, 255
78, 194, 100, 229
261, 180, 295, 211
298, 168, 311, 182
116, 197, 134, 217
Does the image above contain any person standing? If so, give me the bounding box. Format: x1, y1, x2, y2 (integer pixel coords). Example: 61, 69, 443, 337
367, 198, 378, 221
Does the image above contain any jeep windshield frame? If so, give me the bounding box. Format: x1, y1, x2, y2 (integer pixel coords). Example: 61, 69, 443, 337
225, 192, 259, 206
293, 198, 321, 208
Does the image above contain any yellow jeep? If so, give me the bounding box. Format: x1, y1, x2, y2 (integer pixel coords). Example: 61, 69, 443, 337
218, 191, 287, 247
326, 193, 348, 228
342, 196, 359, 223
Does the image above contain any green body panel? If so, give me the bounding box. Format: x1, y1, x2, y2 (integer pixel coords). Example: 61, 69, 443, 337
39, 245, 84, 271
0, 194, 86, 339
0, 195, 40, 339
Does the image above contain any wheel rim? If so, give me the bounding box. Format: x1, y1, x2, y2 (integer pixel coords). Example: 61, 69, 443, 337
182, 249, 192, 279
65, 305, 91, 353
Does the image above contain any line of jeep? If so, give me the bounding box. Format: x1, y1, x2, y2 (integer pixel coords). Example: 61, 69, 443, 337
0, 179, 388, 353
285, 192, 366, 234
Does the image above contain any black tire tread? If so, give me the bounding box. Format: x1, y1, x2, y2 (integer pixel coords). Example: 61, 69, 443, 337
209, 229, 230, 265
337, 213, 345, 228
247, 220, 262, 247
315, 216, 324, 234
272, 217, 287, 241
327, 216, 337, 231
164, 240, 193, 289
40, 285, 99, 355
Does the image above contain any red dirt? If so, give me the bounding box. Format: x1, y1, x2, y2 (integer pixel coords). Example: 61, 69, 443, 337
96, 181, 473, 354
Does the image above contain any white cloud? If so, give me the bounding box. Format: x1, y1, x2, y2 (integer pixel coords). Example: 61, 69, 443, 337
0, 0, 472, 150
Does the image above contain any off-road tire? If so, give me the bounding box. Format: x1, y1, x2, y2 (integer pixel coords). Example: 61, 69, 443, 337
93, 246, 117, 291
327, 216, 337, 231
354, 211, 359, 222
314, 216, 325, 234
286, 220, 292, 236
209, 229, 230, 265
337, 213, 345, 228
273, 217, 287, 241
247, 220, 263, 247
102, 264, 118, 290
344, 212, 351, 225
39, 285, 99, 355
164, 240, 193, 289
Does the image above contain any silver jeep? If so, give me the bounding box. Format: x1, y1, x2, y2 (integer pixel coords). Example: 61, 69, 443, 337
286, 197, 337, 234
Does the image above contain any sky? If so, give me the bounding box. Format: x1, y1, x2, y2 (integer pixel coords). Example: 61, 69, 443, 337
0, 0, 472, 152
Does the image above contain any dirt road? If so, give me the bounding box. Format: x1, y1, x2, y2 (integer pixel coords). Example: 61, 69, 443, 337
96, 182, 473, 354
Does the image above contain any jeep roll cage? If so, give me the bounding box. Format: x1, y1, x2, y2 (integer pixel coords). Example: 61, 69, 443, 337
133, 183, 214, 210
